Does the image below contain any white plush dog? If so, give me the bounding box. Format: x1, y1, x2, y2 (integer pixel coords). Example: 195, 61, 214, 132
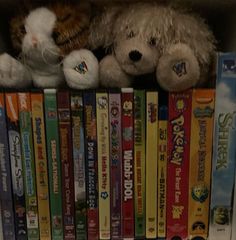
89, 2, 216, 91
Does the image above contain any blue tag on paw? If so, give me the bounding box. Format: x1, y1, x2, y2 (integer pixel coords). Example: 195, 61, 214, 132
73, 61, 88, 74
172, 61, 187, 77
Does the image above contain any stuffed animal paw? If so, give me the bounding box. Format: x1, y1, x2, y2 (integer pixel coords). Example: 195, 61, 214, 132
0, 53, 31, 88
89, 3, 215, 91
156, 43, 200, 92
100, 55, 133, 88
63, 49, 99, 89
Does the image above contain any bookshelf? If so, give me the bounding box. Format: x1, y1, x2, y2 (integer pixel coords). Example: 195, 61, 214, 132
0, 1, 236, 240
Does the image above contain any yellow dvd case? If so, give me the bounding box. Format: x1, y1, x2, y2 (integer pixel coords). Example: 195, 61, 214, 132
146, 91, 158, 239
31, 93, 51, 240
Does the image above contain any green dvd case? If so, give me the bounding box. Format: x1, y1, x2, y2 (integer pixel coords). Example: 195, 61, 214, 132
44, 89, 63, 240
18, 92, 39, 240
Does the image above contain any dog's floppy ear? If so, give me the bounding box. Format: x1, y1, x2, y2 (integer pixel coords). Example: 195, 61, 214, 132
89, 5, 122, 50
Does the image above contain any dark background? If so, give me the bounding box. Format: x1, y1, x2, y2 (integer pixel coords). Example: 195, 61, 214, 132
0, 0, 236, 53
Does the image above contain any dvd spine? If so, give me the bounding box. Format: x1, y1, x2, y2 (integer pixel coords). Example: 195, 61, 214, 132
121, 88, 134, 239
109, 91, 122, 239
0, 93, 15, 240
96, 92, 110, 239
166, 91, 192, 240
71, 92, 87, 240
157, 105, 168, 239
83, 91, 99, 240
57, 90, 76, 240
145, 91, 158, 239
31, 92, 51, 240
188, 89, 215, 240
209, 52, 236, 240
18, 92, 39, 240
44, 89, 63, 240
6, 93, 28, 240
134, 90, 146, 238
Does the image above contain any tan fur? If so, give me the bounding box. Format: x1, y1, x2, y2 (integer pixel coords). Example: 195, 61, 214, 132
88, 2, 216, 90
10, 1, 91, 56
10, 14, 27, 52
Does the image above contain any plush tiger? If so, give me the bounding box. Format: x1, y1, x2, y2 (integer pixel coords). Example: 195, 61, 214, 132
0, 1, 99, 89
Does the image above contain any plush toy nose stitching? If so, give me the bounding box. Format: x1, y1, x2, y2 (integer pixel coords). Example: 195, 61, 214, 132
129, 50, 142, 62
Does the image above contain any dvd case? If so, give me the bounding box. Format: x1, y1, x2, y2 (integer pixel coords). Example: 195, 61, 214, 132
134, 89, 146, 238
158, 105, 168, 239
109, 90, 122, 239
6, 92, 28, 240
0, 93, 15, 240
83, 91, 99, 240
209, 52, 236, 240
96, 91, 110, 239
188, 89, 215, 240
57, 90, 76, 240
44, 89, 63, 240
146, 91, 158, 239
71, 92, 87, 240
31, 92, 51, 240
121, 88, 134, 239
167, 90, 192, 240
18, 92, 39, 240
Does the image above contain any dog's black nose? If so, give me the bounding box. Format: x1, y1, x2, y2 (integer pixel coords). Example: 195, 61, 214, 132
129, 50, 142, 62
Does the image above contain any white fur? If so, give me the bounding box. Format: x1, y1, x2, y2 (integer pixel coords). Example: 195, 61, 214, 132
0, 53, 31, 88
99, 55, 133, 87
89, 3, 216, 91
156, 43, 200, 91
25, 7, 56, 36
22, 7, 64, 88
63, 49, 99, 89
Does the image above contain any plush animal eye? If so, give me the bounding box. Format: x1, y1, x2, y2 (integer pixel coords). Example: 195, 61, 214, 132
149, 37, 157, 46
127, 31, 135, 39
52, 30, 60, 41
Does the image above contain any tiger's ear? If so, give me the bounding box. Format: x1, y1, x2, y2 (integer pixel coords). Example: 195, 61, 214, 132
88, 5, 122, 50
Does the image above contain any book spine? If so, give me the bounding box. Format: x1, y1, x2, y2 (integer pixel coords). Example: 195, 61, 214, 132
121, 88, 134, 238
209, 52, 236, 240
57, 91, 76, 240
71, 92, 87, 240
134, 90, 146, 238
44, 89, 63, 240
31, 92, 51, 240
109, 92, 122, 239
83, 91, 99, 240
6, 93, 28, 240
188, 89, 215, 240
96, 92, 110, 239
18, 92, 39, 240
157, 105, 168, 239
146, 91, 158, 239
166, 90, 192, 240
0, 93, 15, 240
